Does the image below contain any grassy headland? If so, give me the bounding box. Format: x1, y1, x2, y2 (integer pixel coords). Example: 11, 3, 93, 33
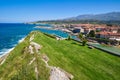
0, 31, 120, 80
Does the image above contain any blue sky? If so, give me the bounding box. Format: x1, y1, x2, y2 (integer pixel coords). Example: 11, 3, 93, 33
0, 0, 120, 23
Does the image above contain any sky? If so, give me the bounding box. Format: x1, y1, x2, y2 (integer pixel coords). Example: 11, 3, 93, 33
0, 0, 120, 23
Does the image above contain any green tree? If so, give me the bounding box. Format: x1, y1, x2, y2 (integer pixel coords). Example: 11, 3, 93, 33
88, 30, 95, 37
82, 40, 87, 46
78, 33, 87, 46
78, 33, 84, 41
67, 35, 71, 40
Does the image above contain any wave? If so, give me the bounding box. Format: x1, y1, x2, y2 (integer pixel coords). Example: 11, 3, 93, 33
18, 37, 25, 43
0, 48, 14, 58
0, 36, 26, 58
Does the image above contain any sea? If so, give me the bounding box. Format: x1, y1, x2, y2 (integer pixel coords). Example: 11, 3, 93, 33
0, 23, 71, 57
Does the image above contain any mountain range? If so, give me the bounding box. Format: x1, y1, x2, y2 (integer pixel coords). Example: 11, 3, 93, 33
65, 12, 120, 21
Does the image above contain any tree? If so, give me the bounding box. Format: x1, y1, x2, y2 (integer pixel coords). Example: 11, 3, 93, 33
106, 24, 112, 27
82, 39, 87, 46
78, 33, 87, 46
67, 35, 71, 40
78, 33, 84, 41
88, 30, 95, 37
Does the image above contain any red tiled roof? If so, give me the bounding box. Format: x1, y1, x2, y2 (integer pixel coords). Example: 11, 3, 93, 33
96, 31, 120, 36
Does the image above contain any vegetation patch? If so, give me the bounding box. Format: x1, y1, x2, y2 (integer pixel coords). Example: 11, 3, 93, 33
0, 31, 120, 80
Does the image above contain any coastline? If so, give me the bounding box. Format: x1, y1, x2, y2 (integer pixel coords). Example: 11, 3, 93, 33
0, 23, 70, 59
0, 36, 26, 58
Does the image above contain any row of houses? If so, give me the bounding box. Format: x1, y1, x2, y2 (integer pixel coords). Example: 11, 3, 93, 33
53, 23, 120, 41
96, 32, 120, 41
69, 24, 120, 41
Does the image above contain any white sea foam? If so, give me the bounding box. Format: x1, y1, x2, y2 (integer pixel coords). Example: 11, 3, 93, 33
18, 37, 25, 43
0, 36, 26, 58
0, 48, 14, 58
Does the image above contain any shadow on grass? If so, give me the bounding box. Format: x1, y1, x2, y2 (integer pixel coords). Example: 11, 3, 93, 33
71, 42, 83, 46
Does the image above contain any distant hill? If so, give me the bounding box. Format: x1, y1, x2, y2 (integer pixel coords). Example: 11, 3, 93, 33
33, 12, 120, 25
65, 12, 120, 21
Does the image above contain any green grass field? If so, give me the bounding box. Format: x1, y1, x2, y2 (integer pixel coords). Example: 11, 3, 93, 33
0, 31, 120, 80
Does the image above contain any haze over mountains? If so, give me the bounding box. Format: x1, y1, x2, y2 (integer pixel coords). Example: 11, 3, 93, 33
36, 12, 120, 25
65, 12, 120, 21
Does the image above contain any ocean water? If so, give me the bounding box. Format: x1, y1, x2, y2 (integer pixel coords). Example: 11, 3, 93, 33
0, 23, 70, 56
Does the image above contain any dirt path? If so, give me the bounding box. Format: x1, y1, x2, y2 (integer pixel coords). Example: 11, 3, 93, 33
41, 54, 74, 80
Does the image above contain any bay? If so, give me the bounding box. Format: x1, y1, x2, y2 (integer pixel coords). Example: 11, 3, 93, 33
0, 23, 70, 56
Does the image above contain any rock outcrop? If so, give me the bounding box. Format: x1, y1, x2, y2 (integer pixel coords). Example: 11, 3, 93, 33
41, 54, 74, 80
